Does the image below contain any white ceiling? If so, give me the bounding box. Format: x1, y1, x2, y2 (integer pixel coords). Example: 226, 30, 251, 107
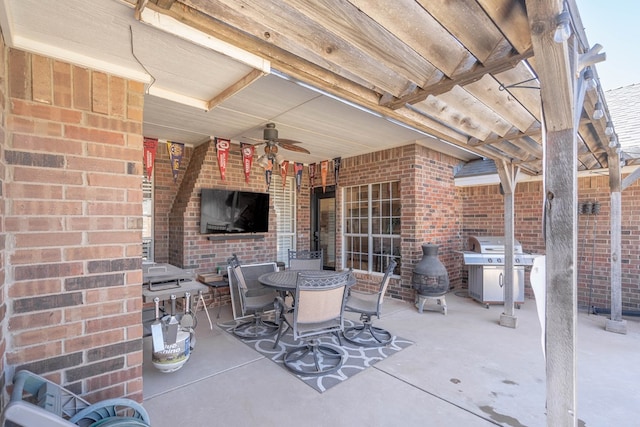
0, 0, 478, 165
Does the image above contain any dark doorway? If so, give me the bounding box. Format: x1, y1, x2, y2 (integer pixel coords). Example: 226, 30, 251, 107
311, 185, 336, 270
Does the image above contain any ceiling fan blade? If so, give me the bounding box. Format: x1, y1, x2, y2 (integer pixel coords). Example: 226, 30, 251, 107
276, 138, 304, 145
278, 141, 311, 154
242, 137, 267, 144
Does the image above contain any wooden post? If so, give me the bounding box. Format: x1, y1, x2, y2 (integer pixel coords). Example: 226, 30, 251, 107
526, 0, 577, 424
497, 160, 520, 328
606, 148, 627, 333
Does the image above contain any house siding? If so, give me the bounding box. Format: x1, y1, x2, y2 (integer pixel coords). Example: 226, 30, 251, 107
2, 44, 144, 402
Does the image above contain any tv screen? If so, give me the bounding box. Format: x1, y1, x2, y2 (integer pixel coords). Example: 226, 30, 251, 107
200, 189, 270, 234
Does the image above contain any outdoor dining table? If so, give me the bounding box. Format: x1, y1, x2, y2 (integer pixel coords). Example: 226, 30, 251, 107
258, 270, 356, 294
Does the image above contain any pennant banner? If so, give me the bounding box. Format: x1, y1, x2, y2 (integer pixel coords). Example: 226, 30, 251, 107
294, 162, 304, 193
167, 141, 184, 183
321, 160, 328, 193
215, 137, 230, 181
280, 160, 290, 187
241, 143, 254, 183
265, 158, 273, 191
333, 157, 341, 186
143, 137, 158, 179
309, 163, 316, 189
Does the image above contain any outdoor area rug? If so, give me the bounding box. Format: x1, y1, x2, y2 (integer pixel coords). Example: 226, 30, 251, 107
219, 318, 413, 393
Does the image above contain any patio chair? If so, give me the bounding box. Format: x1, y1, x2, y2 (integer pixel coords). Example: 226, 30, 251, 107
273, 270, 351, 376
343, 259, 397, 347
227, 254, 279, 338
288, 249, 323, 270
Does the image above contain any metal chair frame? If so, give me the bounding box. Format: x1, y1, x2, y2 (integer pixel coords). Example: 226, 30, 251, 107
228, 254, 279, 338
288, 249, 323, 271
343, 260, 397, 347
273, 270, 351, 376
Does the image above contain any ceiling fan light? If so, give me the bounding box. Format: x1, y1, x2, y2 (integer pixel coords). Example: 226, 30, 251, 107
274, 153, 284, 165
256, 154, 269, 168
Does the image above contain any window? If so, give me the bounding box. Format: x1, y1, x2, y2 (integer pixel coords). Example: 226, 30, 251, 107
142, 172, 154, 261
271, 175, 297, 265
343, 181, 401, 274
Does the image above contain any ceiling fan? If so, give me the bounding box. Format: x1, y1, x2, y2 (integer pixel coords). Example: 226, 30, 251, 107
245, 123, 311, 155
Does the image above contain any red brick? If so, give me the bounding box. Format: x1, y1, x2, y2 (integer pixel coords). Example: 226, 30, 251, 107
10, 310, 63, 330
64, 125, 125, 145
8, 279, 63, 298
13, 166, 83, 185
66, 216, 125, 231
11, 98, 82, 123
10, 248, 62, 265
31, 55, 53, 104
65, 301, 124, 323
13, 323, 82, 347
8, 49, 29, 100
12, 133, 82, 154
64, 245, 124, 261
15, 232, 82, 248
109, 75, 126, 118
92, 72, 109, 114
65, 329, 124, 354
5, 182, 63, 199
53, 61, 72, 107
72, 65, 91, 111
7, 115, 63, 136
6, 342, 62, 365
11, 200, 83, 216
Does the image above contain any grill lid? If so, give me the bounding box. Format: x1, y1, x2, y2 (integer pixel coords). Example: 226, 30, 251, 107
467, 236, 523, 254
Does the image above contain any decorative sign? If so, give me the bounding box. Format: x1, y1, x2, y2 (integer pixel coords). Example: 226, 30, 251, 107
143, 137, 158, 179
280, 160, 290, 187
294, 162, 304, 193
241, 143, 254, 183
215, 137, 230, 181
333, 157, 341, 186
166, 141, 184, 183
309, 163, 316, 189
321, 160, 328, 193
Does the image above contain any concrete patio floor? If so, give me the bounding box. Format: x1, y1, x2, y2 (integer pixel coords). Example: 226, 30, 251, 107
141, 291, 640, 427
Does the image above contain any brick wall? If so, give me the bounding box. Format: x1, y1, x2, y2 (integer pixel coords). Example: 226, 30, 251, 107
0, 34, 7, 407
2, 48, 144, 402
460, 175, 640, 311
163, 140, 278, 272
339, 145, 463, 301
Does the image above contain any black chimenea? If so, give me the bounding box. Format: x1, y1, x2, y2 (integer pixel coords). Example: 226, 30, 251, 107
412, 244, 449, 297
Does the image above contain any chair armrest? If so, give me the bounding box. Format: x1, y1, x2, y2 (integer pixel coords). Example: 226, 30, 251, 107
348, 289, 380, 304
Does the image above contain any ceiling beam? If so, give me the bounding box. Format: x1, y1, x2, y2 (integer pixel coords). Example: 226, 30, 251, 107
381, 49, 534, 110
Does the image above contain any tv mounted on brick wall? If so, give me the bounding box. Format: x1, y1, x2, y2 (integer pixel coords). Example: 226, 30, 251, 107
200, 188, 270, 234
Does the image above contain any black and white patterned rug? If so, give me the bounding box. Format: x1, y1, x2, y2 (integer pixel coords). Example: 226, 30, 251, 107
219, 318, 413, 393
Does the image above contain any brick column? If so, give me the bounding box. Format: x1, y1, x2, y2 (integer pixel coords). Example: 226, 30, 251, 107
3, 46, 145, 402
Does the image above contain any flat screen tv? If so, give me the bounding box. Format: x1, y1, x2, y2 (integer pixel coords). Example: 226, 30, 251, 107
200, 188, 270, 234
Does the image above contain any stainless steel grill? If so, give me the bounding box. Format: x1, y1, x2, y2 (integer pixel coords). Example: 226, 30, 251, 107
461, 236, 537, 306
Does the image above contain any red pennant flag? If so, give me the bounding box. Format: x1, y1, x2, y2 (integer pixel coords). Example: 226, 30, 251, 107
321, 160, 328, 193
143, 137, 158, 179
294, 162, 304, 192
280, 160, 290, 187
215, 137, 230, 181
241, 143, 254, 183
166, 141, 184, 183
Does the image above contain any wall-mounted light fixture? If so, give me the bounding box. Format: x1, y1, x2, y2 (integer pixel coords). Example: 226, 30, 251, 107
553, 6, 571, 43
592, 101, 604, 120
